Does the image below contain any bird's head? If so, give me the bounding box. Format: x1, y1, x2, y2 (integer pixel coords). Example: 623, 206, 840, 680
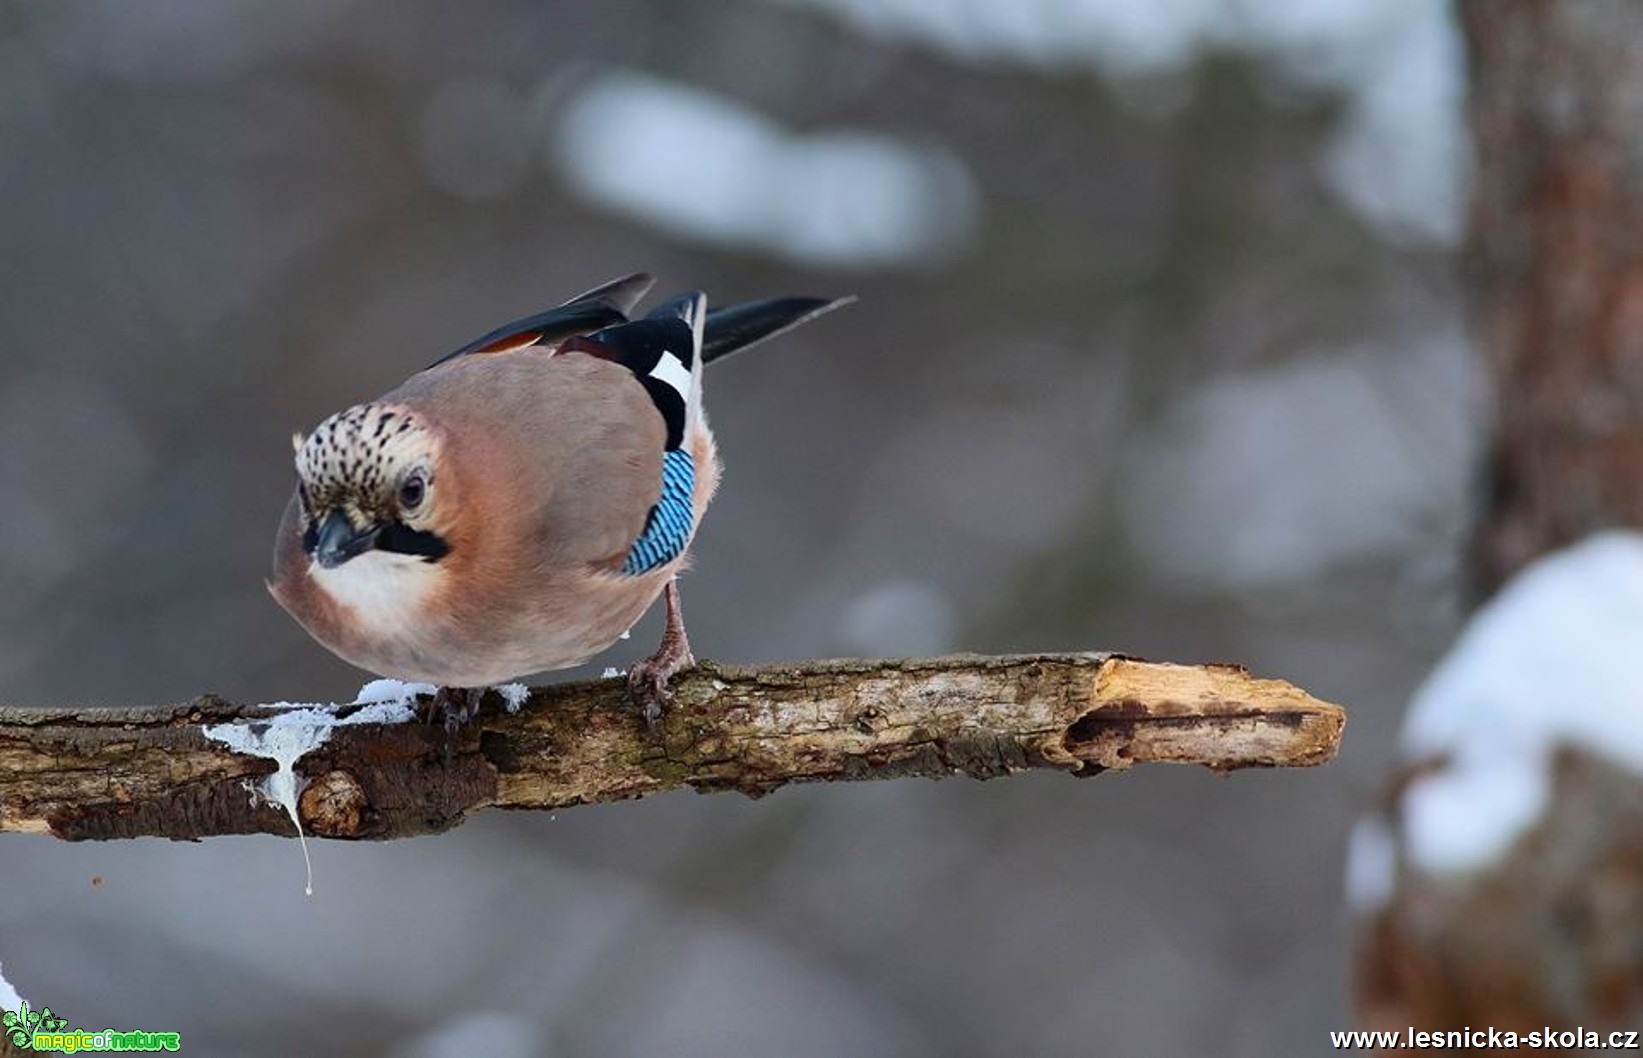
292, 402, 452, 570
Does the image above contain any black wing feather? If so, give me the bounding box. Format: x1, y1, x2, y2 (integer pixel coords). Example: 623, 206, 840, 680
428, 276, 849, 386
427, 272, 657, 368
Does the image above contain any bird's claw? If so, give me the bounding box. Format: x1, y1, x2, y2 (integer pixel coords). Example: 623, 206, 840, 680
429, 686, 485, 742
624, 657, 683, 732
627, 651, 692, 732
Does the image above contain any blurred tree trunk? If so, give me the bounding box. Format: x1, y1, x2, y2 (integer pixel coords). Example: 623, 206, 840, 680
1355, 2, 1643, 1041
1467, 0, 1643, 595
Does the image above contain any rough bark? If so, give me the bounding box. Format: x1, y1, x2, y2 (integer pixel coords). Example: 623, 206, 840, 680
0, 653, 1344, 842
1466, 0, 1643, 594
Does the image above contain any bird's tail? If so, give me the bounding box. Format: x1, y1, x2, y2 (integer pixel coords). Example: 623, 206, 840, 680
701, 296, 855, 365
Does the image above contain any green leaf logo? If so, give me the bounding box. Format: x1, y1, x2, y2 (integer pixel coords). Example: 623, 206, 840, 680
2, 999, 33, 1048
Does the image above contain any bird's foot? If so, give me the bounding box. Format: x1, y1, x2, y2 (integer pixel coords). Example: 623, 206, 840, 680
429, 686, 485, 739
628, 578, 694, 731
627, 643, 694, 732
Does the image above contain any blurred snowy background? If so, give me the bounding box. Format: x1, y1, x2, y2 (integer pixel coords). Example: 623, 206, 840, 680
0, 1, 1475, 1054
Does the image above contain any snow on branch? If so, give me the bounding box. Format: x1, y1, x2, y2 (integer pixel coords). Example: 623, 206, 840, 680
0, 653, 1344, 843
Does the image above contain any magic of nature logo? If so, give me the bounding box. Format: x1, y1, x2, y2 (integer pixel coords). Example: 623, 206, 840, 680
2, 999, 180, 1052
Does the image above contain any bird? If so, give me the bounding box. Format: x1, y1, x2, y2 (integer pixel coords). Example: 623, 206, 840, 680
270, 273, 849, 728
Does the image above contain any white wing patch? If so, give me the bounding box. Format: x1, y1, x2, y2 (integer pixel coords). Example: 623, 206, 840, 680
650, 349, 693, 401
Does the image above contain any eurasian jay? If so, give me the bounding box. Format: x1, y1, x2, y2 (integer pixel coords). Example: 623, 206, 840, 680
270, 273, 847, 726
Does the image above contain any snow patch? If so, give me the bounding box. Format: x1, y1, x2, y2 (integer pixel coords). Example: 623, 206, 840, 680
779, 0, 1466, 245
1344, 816, 1397, 913
495, 683, 530, 714
1397, 531, 1643, 875
601, 667, 625, 679
553, 72, 976, 268
353, 678, 438, 708
201, 679, 428, 894
397, 1009, 543, 1058
1124, 337, 1476, 589
0, 959, 24, 1014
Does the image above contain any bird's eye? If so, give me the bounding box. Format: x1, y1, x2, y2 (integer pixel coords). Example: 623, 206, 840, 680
398, 473, 427, 511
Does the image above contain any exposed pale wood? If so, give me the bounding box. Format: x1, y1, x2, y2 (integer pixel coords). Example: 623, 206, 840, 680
0, 653, 1345, 842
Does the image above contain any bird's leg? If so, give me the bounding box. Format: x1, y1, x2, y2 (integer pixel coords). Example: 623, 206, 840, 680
628, 577, 695, 729
429, 685, 486, 738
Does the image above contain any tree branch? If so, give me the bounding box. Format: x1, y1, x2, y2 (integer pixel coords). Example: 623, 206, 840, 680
0, 653, 1344, 842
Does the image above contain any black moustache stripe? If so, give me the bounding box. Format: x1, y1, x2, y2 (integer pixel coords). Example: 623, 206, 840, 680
376, 522, 451, 562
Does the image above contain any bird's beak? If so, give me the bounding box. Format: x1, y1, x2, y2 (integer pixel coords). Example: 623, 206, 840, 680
313, 509, 381, 569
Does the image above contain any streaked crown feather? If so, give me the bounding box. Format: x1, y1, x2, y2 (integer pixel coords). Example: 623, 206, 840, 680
295, 403, 437, 513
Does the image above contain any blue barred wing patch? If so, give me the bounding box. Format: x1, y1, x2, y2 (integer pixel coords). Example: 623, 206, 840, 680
622, 450, 696, 574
